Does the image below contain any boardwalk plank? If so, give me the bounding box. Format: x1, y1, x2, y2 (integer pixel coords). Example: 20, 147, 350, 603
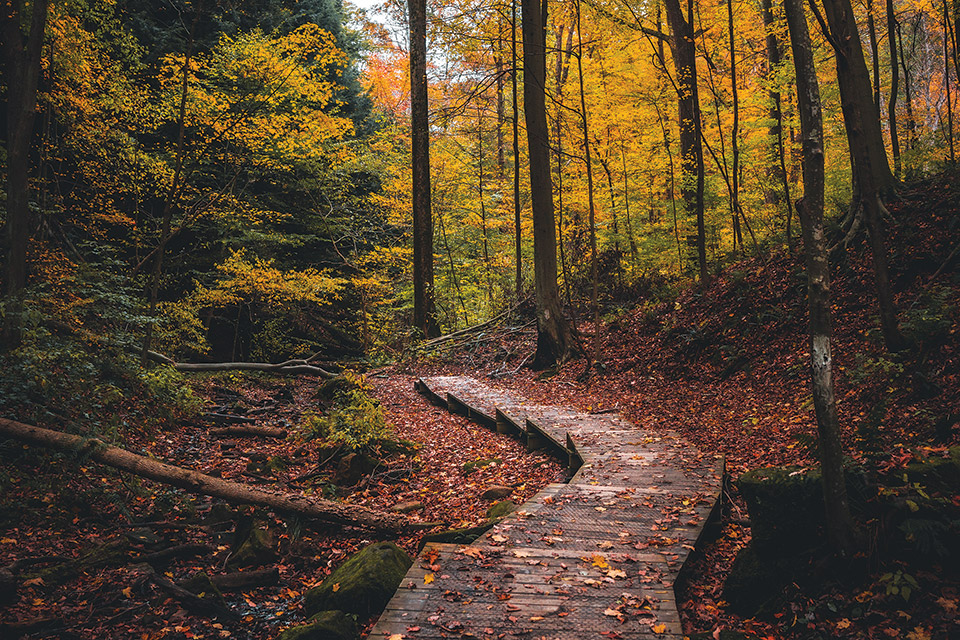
369, 376, 722, 639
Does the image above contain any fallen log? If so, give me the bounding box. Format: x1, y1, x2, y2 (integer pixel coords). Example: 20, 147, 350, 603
203, 413, 257, 425
145, 351, 336, 379
209, 567, 279, 591
148, 568, 238, 621
209, 426, 287, 438
0, 419, 409, 533
138, 543, 216, 566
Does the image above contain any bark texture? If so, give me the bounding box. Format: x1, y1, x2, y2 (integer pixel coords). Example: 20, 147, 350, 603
1, 0, 50, 347
663, 0, 707, 281
410, 0, 440, 338
0, 419, 409, 533
522, 0, 574, 368
784, 0, 856, 555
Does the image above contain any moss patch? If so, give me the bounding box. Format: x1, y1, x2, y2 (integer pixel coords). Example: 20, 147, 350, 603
278, 610, 358, 640
303, 542, 412, 618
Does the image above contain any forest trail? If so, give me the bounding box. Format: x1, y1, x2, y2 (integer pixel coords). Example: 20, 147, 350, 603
369, 376, 724, 639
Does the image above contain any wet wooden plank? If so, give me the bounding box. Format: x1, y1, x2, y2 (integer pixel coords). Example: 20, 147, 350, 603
369, 376, 723, 639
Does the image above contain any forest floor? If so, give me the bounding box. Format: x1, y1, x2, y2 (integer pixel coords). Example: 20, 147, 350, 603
2, 175, 960, 639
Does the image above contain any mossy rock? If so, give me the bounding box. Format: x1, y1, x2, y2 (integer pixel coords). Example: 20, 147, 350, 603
462, 458, 501, 475
417, 521, 498, 552
179, 572, 227, 609
487, 500, 516, 520
303, 542, 412, 618
722, 543, 802, 617
737, 465, 869, 557
902, 446, 960, 493
737, 466, 823, 554
277, 610, 358, 640
227, 526, 277, 570
333, 452, 377, 486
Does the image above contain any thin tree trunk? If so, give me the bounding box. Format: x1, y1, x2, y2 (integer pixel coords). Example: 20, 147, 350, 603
728, 0, 743, 255
887, 0, 901, 177
664, 0, 707, 281
0, 419, 409, 533
946, 0, 956, 163
410, 0, 440, 338
496, 14, 507, 179
867, 0, 882, 118
761, 0, 793, 245
575, 0, 600, 366
477, 105, 492, 300
512, 0, 523, 299
554, 20, 575, 308
783, 0, 856, 556
523, 0, 574, 368
143, 12, 198, 362
897, 18, 917, 152
1, 0, 50, 348
655, 101, 684, 272
619, 139, 637, 256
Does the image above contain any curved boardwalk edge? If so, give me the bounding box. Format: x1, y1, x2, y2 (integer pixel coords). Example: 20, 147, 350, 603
369, 376, 724, 639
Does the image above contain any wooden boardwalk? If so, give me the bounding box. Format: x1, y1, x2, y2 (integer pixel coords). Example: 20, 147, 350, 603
368, 376, 723, 639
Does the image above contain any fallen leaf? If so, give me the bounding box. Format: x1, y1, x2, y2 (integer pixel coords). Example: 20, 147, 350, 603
122, 586, 134, 598
937, 597, 957, 612
906, 627, 930, 640
332, 583, 340, 592
388, 635, 405, 640
0, 538, 15, 544
837, 618, 851, 630
424, 573, 434, 584
22, 577, 44, 587
652, 623, 667, 634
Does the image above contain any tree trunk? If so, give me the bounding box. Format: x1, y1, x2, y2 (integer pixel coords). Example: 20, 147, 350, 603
896, 17, 917, 153
575, 0, 601, 366
727, 0, 743, 253
818, 0, 905, 351
663, 0, 707, 281
143, 11, 198, 361
146, 351, 336, 378
1, 0, 50, 348
866, 0, 882, 118
522, 0, 574, 369
783, 0, 856, 556
945, 0, 956, 163
410, 0, 440, 338
496, 14, 506, 180
886, 0, 901, 177
818, 0, 896, 195
512, 0, 524, 299
477, 105, 492, 300
0, 419, 409, 533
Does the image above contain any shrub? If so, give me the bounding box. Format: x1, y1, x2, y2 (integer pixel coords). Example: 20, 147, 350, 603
300, 371, 393, 452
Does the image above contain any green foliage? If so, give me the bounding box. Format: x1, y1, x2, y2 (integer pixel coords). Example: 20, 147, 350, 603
878, 569, 919, 602
0, 255, 200, 433
299, 371, 392, 452
848, 353, 905, 386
